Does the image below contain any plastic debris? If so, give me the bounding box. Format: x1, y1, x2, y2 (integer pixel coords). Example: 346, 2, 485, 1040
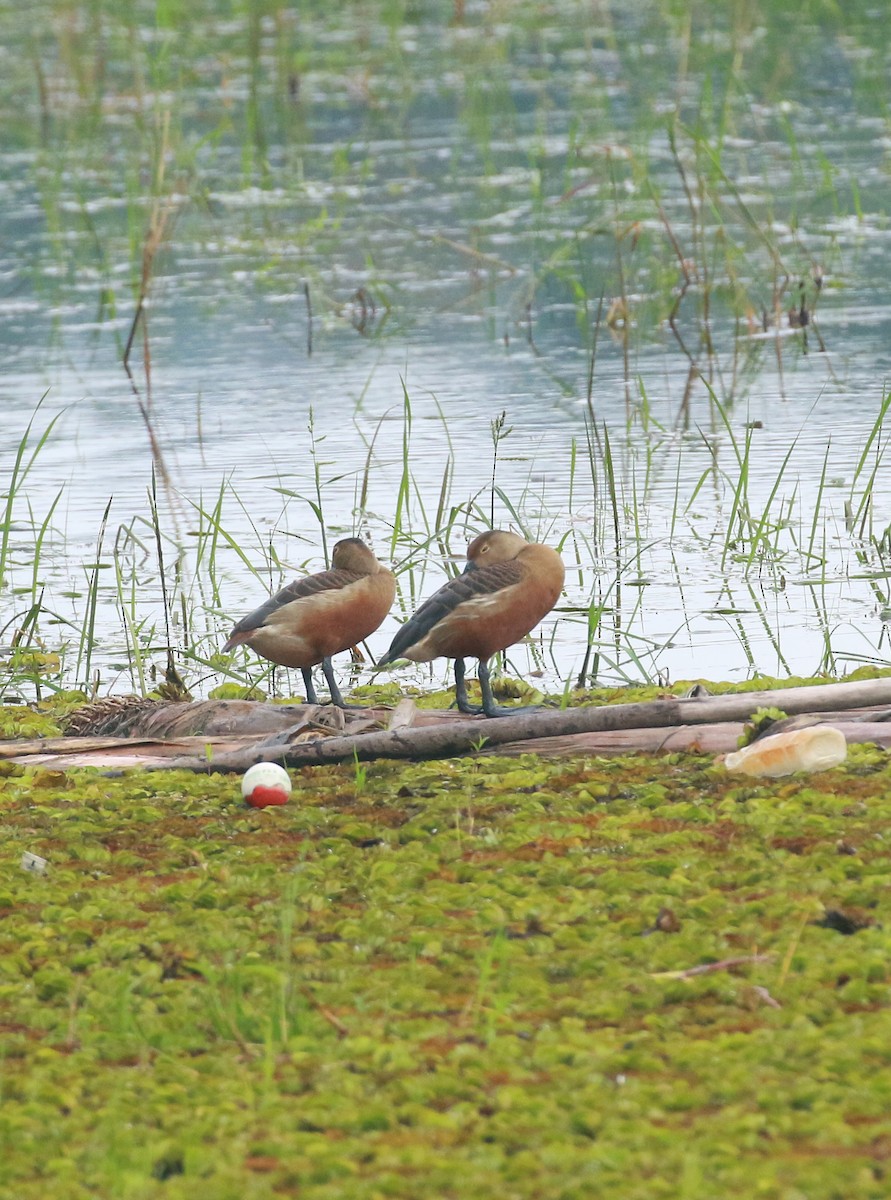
723, 725, 847, 778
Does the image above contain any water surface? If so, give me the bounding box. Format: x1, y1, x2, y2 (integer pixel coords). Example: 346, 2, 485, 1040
2, 1, 891, 699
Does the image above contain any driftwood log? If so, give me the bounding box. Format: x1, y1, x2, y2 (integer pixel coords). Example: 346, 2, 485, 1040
147, 678, 891, 774
3, 677, 891, 773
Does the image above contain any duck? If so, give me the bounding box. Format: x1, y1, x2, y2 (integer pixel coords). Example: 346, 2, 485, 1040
378, 529, 564, 717
223, 538, 396, 707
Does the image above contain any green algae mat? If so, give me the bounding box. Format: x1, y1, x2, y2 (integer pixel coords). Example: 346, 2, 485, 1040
2, 744, 890, 1199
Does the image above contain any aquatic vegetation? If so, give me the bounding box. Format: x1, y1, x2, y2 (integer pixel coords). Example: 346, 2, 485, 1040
1, 733, 890, 1196
3, 2, 891, 702
2, 5, 891, 1192
3, 383, 891, 707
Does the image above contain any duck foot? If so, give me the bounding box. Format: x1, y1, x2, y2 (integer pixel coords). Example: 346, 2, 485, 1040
453, 659, 548, 719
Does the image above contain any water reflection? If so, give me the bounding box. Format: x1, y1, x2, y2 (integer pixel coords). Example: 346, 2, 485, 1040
2, 3, 891, 698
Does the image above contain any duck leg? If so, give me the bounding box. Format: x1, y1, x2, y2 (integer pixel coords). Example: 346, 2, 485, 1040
453, 657, 484, 715
320, 657, 347, 708
301, 667, 321, 706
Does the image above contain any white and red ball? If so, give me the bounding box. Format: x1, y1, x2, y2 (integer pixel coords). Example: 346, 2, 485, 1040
241, 762, 292, 808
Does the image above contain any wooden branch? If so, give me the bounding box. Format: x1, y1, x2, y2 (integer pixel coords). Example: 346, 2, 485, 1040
650, 954, 774, 981
6, 679, 889, 773
479, 719, 891, 760
124, 677, 891, 775
9, 716, 891, 771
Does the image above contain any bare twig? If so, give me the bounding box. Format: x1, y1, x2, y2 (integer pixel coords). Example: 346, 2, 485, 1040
304, 279, 313, 356
122, 110, 184, 495
298, 986, 348, 1037
650, 954, 774, 981
751, 985, 782, 1009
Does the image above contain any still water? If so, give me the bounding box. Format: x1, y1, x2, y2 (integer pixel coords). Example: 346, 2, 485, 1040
2, 1, 891, 699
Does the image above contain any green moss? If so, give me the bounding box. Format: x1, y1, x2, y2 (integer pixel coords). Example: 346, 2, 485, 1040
737, 707, 789, 747
0, 704, 64, 739
207, 683, 268, 701
0, 737, 890, 1196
